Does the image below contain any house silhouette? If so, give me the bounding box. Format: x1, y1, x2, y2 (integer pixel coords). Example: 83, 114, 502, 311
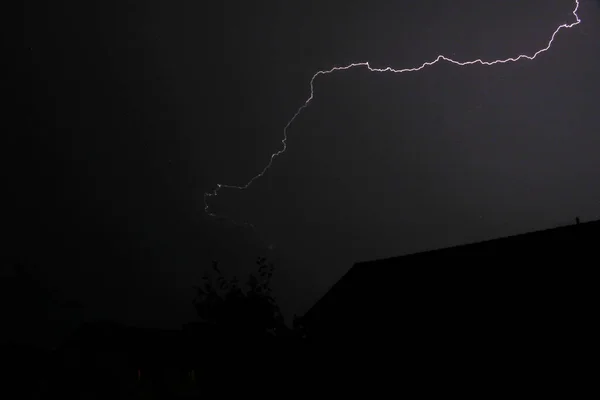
298, 219, 598, 382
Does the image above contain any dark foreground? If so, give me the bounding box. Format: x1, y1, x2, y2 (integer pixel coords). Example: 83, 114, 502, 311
2, 321, 311, 399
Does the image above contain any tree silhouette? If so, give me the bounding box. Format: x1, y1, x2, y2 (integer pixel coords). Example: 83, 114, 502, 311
192, 257, 286, 337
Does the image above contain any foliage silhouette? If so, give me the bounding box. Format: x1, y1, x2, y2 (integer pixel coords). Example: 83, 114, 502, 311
192, 257, 287, 338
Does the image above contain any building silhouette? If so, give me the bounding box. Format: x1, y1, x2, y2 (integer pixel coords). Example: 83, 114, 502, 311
298, 219, 598, 383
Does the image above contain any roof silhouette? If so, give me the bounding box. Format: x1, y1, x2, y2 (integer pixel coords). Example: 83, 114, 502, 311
300, 219, 599, 349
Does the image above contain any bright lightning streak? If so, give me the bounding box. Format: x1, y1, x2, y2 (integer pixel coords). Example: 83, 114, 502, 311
204, 0, 582, 229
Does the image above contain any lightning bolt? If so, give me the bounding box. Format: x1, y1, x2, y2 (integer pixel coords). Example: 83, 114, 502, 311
205, 0, 582, 233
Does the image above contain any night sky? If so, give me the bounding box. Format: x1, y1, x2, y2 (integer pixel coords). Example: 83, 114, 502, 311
4, 0, 599, 340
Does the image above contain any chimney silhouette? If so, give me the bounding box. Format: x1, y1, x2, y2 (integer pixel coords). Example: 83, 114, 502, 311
576, 217, 580, 225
